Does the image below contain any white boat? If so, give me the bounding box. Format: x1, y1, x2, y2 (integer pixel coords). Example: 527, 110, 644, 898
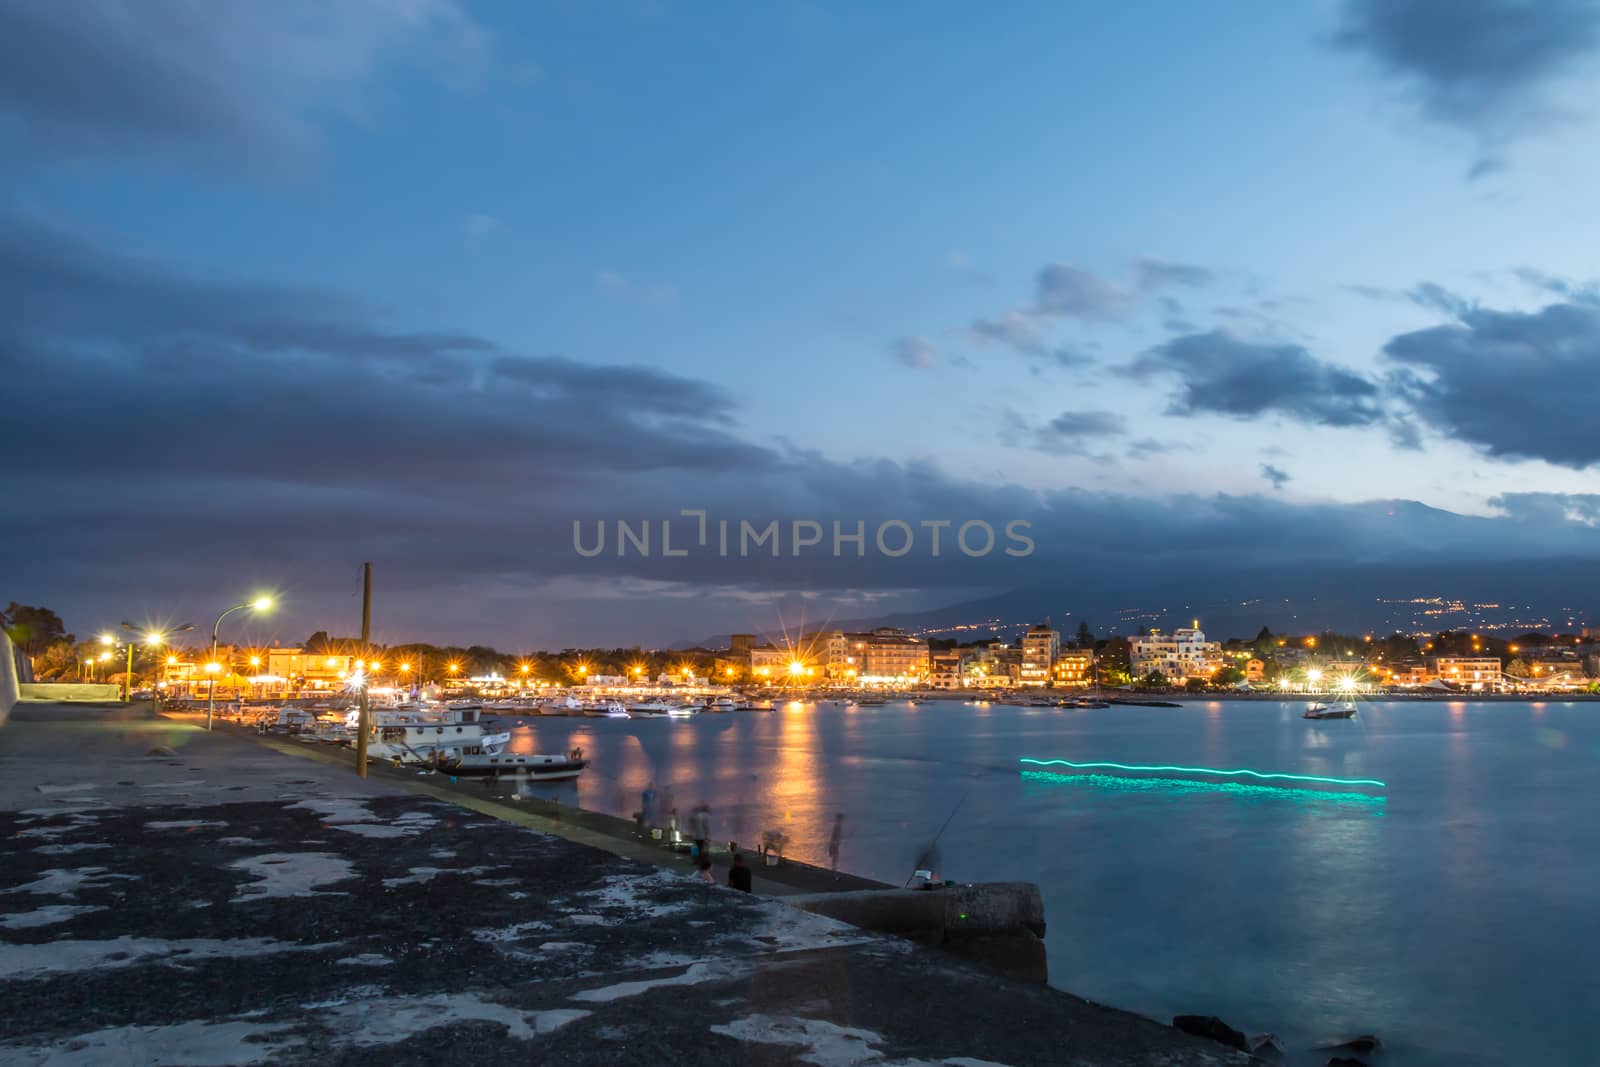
1305, 702, 1331, 714
358, 704, 511, 763
541, 696, 584, 716
666, 704, 700, 718
581, 700, 629, 718
627, 700, 678, 718
435, 747, 589, 781
707, 697, 736, 712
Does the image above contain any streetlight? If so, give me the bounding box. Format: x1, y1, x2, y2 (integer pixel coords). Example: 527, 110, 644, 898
208, 596, 273, 730
119, 622, 196, 702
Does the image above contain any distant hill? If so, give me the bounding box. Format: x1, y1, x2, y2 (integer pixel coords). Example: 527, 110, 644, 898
675, 557, 1599, 647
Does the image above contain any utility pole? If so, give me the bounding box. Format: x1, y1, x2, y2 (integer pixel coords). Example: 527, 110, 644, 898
355, 562, 373, 778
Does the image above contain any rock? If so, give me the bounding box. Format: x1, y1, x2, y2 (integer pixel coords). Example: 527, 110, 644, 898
1315, 1034, 1384, 1055
1172, 1014, 1249, 1052
145, 746, 179, 757
1324, 1058, 1368, 1067
1248, 1032, 1286, 1058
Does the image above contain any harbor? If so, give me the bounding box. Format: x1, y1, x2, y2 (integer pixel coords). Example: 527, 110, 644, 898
1, 699, 1253, 1066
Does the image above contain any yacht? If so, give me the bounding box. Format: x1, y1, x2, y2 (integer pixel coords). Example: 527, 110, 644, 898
707, 696, 737, 712
666, 704, 701, 717
581, 700, 629, 718
627, 700, 678, 718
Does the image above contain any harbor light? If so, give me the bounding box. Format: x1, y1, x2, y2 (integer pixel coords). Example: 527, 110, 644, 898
400, 663, 411, 672
204, 661, 219, 673
249, 656, 261, 668
166, 656, 178, 666
99, 633, 115, 647
251, 596, 273, 612
1338, 676, 1358, 693
788, 661, 805, 676
98, 651, 111, 662
1307, 668, 1323, 683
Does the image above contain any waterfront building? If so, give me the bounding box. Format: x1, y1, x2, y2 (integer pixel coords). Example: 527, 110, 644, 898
802, 630, 853, 681
747, 645, 789, 681
266, 648, 359, 691
729, 634, 756, 655
847, 627, 930, 685
1432, 656, 1504, 691
1245, 658, 1266, 683
1051, 648, 1094, 687
1129, 625, 1220, 682
1019, 623, 1059, 686
929, 649, 963, 689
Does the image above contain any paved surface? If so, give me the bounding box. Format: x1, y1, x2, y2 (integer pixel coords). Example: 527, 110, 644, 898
1, 704, 1251, 1066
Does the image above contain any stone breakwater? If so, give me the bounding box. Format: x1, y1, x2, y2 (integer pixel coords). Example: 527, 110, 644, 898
0, 703, 1249, 1066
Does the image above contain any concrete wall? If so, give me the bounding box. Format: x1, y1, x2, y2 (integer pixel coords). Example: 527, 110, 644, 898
18, 682, 122, 703
786, 882, 1048, 983
0, 630, 19, 718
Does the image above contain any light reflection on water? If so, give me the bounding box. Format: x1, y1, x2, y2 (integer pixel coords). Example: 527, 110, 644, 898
496, 700, 1598, 1066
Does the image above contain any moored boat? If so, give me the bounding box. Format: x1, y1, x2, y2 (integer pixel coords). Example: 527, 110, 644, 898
436, 747, 589, 780
1304, 702, 1357, 719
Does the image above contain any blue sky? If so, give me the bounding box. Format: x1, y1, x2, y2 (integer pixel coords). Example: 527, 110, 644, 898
5, 1, 1600, 647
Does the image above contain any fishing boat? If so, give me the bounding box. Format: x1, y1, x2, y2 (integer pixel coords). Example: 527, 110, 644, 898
1304, 702, 1357, 719
435, 747, 589, 781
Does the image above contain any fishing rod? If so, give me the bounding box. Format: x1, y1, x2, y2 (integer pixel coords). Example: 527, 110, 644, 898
903, 774, 976, 888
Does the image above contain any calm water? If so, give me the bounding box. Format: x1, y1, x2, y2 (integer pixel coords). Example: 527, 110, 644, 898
496, 700, 1599, 1066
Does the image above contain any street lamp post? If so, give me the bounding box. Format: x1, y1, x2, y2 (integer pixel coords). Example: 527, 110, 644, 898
208, 597, 273, 730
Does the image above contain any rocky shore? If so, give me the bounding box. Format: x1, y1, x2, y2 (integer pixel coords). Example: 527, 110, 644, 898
0, 702, 1256, 1066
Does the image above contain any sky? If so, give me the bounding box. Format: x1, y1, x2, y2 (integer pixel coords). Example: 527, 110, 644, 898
4, 0, 1600, 649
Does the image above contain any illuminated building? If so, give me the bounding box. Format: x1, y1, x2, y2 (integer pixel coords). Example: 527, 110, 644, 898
1019, 622, 1059, 687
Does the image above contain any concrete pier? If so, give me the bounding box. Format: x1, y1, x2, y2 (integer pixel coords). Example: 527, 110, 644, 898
0, 703, 1251, 1066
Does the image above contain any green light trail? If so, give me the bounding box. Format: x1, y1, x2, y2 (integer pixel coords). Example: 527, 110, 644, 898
1018, 758, 1385, 788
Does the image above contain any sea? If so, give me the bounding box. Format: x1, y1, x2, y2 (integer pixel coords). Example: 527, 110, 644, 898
496, 699, 1599, 1066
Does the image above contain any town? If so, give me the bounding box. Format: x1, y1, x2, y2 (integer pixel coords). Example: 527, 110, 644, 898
8, 603, 1598, 701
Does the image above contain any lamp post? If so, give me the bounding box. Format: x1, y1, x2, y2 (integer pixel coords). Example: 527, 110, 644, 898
119, 622, 194, 703
208, 596, 273, 730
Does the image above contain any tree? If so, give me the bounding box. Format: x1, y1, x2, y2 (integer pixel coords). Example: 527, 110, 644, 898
1075, 621, 1094, 650
1214, 664, 1245, 686
303, 631, 332, 653
2, 603, 72, 659
1138, 670, 1170, 689
1184, 677, 1209, 693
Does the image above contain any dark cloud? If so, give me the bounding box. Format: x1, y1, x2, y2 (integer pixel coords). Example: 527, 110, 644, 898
1408, 281, 1471, 316
1511, 267, 1600, 304
1132, 330, 1386, 427
1046, 411, 1127, 437
1260, 463, 1291, 490
1333, 0, 1600, 166
1135, 258, 1214, 291
891, 336, 938, 370
0, 0, 499, 174
1384, 300, 1600, 467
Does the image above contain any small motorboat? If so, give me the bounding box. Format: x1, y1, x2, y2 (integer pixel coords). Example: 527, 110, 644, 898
581, 700, 629, 718
666, 704, 701, 717
436, 747, 590, 780
1304, 703, 1357, 720
857, 697, 887, 706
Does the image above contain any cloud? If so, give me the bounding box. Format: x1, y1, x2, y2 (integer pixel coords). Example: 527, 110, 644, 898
596, 270, 678, 306
1384, 300, 1600, 467
1131, 329, 1386, 427
463, 212, 500, 237
1408, 281, 1471, 315
1511, 267, 1600, 304
1333, 0, 1600, 167
964, 310, 1047, 355
892, 336, 938, 370
1031, 263, 1128, 317
1260, 463, 1291, 490
1135, 258, 1215, 291
1490, 492, 1600, 526
0, 0, 507, 176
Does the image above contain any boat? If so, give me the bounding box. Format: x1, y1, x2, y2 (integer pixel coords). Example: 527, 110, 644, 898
1305, 701, 1331, 713
1304, 703, 1357, 720
627, 700, 678, 718
436, 747, 590, 780
666, 704, 700, 717
707, 697, 736, 712
857, 696, 887, 706
581, 700, 629, 718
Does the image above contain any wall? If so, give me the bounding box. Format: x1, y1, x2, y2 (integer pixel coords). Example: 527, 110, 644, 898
0, 630, 19, 717
18, 682, 122, 703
